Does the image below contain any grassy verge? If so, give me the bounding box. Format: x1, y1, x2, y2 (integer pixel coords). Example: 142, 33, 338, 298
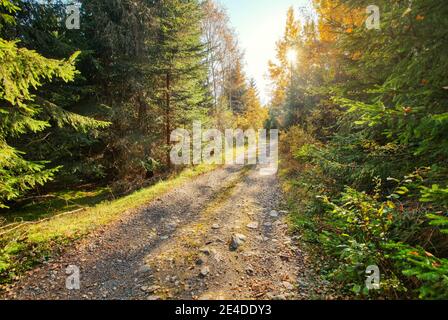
0, 164, 217, 286
0, 187, 113, 225
277, 132, 348, 299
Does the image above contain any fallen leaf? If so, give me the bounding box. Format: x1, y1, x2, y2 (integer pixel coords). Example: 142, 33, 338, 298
403, 107, 412, 114
416, 15, 425, 21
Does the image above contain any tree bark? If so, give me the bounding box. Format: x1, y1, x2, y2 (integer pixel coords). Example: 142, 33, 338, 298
165, 72, 171, 167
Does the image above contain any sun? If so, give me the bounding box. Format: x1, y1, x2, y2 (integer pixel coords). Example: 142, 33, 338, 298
286, 48, 297, 65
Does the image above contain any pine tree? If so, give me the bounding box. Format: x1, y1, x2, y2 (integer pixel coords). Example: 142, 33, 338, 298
81, 0, 160, 183
1, 0, 112, 184
148, 0, 211, 166
0, 1, 109, 208
0, 2, 75, 207
227, 60, 247, 114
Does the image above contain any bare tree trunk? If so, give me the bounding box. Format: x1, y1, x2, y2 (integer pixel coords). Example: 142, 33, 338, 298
165, 72, 171, 167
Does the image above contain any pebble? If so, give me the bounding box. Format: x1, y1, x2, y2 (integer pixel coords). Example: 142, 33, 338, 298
136, 265, 152, 274
212, 224, 221, 229
246, 222, 259, 230
230, 234, 247, 251
282, 281, 295, 290
167, 222, 178, 230
200, 266, 210, 277
269, 210, 279, 218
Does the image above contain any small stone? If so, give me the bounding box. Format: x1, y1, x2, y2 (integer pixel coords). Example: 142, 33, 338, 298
269, 210, 279, 218
212, 224, 221, 229
297, 280, 309, 289
160, 235, 169, 240
246, 222, 259, 230
167, 222, 178, 230
200, 266, 210, 277
230, 234, 247, 251
283, 281, 295, 290
136, 265, 152, 274
196, 257, 206, 265
147, 295, 161, 301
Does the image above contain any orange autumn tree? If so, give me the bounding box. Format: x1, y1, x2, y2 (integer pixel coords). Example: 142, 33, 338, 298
313, 0, 365, 65
237, 81, 268, 130
267, 7, 301, 110
313, 0, 364, 42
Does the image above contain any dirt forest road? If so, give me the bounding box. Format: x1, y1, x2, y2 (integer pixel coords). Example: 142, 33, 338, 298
3, 163, 327, 300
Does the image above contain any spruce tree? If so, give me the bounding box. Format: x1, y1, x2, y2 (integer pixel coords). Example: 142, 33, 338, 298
0, 1, 107, 208
148, 0, 211, 165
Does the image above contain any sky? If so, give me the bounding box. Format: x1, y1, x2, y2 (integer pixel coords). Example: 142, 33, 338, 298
220, 0, 311, 104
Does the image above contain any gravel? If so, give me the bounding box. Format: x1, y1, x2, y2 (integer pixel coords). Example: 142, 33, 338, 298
2, 164, 331, 300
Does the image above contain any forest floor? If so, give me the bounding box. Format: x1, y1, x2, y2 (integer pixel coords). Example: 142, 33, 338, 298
2, 164, 331, 300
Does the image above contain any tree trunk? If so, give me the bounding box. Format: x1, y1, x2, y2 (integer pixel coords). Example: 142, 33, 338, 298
165, 72, 171, 167
137, 94, 148, 130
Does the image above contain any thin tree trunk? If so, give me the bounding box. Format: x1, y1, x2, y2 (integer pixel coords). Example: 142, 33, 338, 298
165, 72, 171, 167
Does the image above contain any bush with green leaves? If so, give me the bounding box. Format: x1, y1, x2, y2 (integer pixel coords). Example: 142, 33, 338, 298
311, 170, 448, 299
